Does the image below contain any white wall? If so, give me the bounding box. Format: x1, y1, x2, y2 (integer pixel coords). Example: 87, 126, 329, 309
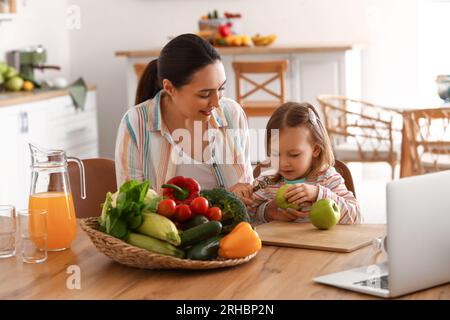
2, 0, 446, 158
418, 0, 450, 106
0, 0, 70, 81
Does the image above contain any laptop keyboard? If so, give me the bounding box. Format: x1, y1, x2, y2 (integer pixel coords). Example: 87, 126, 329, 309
354, 275, 389, 290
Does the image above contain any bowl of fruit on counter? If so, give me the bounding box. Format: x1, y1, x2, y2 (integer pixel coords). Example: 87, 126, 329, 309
251, 34, 277, 46
80, 176, 261, 270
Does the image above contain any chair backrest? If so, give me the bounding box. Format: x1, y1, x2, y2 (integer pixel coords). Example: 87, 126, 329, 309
252, 159, 356, 198
232, 60, 288, 106
134, 63, 147, 80
403, 108, 450, 176
333, 159, 356, 198
317, 94, 403, 179
68, 158, 117, 218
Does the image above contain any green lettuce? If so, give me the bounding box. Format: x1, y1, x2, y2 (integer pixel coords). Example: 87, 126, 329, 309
99, 180, 162, 239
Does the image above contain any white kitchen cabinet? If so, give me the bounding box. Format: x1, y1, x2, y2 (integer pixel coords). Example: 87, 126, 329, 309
0, 90, 99, 209
0, 106, 24, 207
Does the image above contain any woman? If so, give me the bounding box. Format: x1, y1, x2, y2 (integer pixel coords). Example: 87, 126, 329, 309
115, 34, 253, 205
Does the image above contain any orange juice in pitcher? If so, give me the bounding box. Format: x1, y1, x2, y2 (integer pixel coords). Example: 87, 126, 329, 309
29, 192, 77, 250
28, 144, 86, 251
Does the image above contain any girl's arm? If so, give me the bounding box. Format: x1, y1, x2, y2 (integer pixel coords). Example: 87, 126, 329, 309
248, 176, 281, 224
316, 171, 362, 224
115, 112, 144, 187
248, 189, 272, 224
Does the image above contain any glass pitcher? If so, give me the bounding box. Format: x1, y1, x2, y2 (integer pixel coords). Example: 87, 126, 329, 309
28, 144, 86, 251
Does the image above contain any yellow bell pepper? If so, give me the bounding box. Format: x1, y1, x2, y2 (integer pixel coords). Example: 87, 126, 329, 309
218, 222, 262, 258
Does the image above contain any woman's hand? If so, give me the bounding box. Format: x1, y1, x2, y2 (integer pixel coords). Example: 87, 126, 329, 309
285, 183, 319, 207
229, 182, 253, 207
264, 200, 308, 222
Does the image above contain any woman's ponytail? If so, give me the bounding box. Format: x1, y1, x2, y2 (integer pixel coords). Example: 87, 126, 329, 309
135, 59, 161, 104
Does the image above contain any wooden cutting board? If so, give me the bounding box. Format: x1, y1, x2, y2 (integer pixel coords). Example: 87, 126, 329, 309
255, 221, 385, 253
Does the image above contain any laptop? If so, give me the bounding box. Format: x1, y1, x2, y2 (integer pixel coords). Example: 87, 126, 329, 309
313, 170, 450, 298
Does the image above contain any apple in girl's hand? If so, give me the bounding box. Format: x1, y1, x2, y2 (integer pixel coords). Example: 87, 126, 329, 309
310, 199, 340, 230
275, 185, 300, 210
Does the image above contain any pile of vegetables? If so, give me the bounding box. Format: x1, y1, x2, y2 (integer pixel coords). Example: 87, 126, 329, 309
99, 176, 261, 261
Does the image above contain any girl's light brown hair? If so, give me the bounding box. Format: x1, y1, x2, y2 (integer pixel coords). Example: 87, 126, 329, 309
266, 102, 335, 179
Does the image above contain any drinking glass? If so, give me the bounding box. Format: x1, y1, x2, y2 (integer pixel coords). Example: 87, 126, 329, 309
0, 205, 16, 258
18, 209, 48, 263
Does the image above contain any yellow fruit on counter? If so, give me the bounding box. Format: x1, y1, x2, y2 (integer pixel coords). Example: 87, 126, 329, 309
22, 80, 34, 92
242, 35, 252, 46
214, 35, 253, 47
233, 36, 243, 46
224, 35, 235, 46
252, 34, 277, 46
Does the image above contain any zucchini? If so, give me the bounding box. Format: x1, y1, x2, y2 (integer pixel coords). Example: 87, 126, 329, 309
186, 235, 222, 260
185, 215, 209, 229
180, 221, 222, 247
136, 212, 181, 246
126, 233, 185, 258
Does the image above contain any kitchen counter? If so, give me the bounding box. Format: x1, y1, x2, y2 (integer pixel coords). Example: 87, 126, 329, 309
0, 85, 97, 108
115, 43, 360, 58
0, 220, 448, 299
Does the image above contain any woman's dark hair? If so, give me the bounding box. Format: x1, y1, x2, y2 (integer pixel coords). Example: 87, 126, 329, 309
135, 33, 221, 104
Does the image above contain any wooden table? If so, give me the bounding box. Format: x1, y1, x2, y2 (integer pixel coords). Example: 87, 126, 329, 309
0, 222, 448, 300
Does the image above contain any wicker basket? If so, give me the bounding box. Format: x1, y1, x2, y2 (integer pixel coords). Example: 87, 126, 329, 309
80, 217, 258, 270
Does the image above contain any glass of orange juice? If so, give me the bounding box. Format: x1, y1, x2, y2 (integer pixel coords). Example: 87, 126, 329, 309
28, 144, 86, 251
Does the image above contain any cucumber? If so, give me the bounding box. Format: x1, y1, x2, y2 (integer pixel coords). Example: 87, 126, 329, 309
185, 215, 210, 229
186, 235, 223, 260
126, 233, 185, 259
180, 221, 222, 247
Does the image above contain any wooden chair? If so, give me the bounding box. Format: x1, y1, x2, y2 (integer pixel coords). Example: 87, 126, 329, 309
317, 95, 403, 180
232, 60, 288, 117
134, 63, 146, 80
252, 159, 356, 197
68, 158, 117, 218
401, 108, 450, 177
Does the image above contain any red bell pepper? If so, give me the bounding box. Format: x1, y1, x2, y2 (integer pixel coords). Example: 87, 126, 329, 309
161, 176, 201, 205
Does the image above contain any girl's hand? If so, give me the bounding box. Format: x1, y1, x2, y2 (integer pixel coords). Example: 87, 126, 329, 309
264, 200, 309, 222
285, 183, 319, 207
229, 182, 253, 207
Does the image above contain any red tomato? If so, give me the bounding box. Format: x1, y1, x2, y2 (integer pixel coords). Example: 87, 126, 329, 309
206, 207, 222, 221
157, 199, 177, 218
189, 197, 209, 216
175, 204, 192, 222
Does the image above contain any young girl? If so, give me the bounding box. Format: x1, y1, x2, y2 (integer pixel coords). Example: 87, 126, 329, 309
249, 102, 361, 224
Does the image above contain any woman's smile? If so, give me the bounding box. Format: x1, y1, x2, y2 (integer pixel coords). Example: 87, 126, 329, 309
199, 108, 214, 116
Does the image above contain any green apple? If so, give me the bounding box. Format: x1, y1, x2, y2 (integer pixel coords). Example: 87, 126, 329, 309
0, 62, 8, 75
310, 198, 341, 230
275, 184, 300, 210
3, 66, 18, 80
5, 76, 24, 92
